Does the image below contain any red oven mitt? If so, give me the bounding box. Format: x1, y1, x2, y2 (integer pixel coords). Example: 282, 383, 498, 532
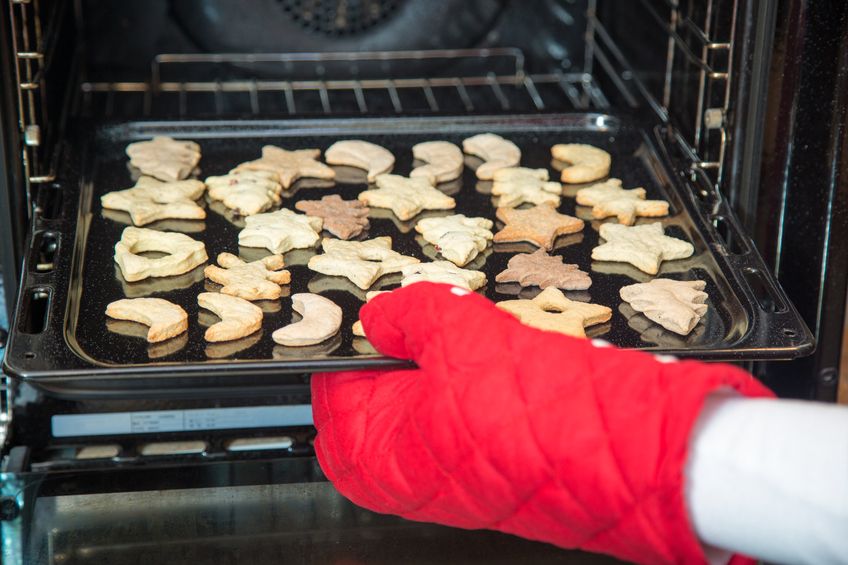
311, 283, 774, 565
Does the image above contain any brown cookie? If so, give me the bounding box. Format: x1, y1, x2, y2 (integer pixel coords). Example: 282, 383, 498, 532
295, 194, 370, 240
495, 249, 591, 290
493, 204, 584, 250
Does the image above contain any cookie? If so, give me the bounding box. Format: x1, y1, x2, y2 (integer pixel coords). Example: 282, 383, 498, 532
238, 209, 323, 254
197, 292, 263, 342
400, 261, 487, 290
114, 227, 208, 282
126, 136, 201, 182
495, 249, 591, 290
351, 290, 387, 337
358, 174, 456, 221
101, 176, 206, 226
325, 140, 394, 182
550, 143, 611, 184
307, 236, 420, 290
493, 203, 584, 250
496, 287, 612, 338
272, 293, 343, 346
462, 133, 521, 180
592, 222, 694, 275
295, 194, 370, 240
232, 146, 335, 189
204, 252, 291, 301
575, 179, 669, 225
410, 141, 464, 184
105, 298, 188, 343
205, 170, 282, 216
414, 214, 493, 266
619, 278, 708, 336
491, 167, 562, 208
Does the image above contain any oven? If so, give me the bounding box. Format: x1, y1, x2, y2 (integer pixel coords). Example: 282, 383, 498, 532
0, 1, 846, 563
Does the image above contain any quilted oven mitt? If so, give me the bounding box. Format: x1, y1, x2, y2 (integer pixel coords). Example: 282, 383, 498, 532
311, 283, 774, 565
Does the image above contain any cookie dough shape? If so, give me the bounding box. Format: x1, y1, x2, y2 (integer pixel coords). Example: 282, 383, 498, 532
494, 204, 584, 250
307, 237, 420, 290
105, 298, 188, 343
295, 194, 370, 240
101, 176, 206, 226
410, 141, 464, 184
495, 249, 591, 290
592, 222, 694, 275
325, 140, 394, 182
358, 174, 456, 221
197, 292, 263, 342
126, 136, 201, 182
272, 293, 343, 346
238, 209, 323, 254
620, 278, 708, 335
497, 287, 612, 338
400, 261, 487, 290
462, 133, 521, 180
576, 178, 669, 225
491, 167, 562, 208
232, 146, 335, 189
414, 214, 493, 267
204, 252, 291, 301
551, 143, 611, 184
114, 227, 208, 282
205, 170, 282, 216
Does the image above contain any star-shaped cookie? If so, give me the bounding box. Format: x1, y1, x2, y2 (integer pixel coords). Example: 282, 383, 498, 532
414, 214, 493, 266
101, 176, 206, 226
491, 167, 562, 208
495, 249, 591, 290
493, 203, 584, 250
238, 209, 323, 254
575, 179, 669, 225
592, 222, 694, 275
233, 145, 335, 189
358, 174, 456, 221
497, 287, 611, 338
400, 261, 487, 290
295, 194, 370, 240
307, 236, 420, 290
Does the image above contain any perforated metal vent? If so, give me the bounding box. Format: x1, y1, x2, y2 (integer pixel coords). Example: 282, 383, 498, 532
276, 0, 403, 36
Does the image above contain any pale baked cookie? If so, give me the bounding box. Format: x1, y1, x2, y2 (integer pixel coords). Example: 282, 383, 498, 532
491, 167, 562, 208
272, 293, 343, 346
575, 178, 669, 225
550, 143, 611, 184
101, 176, 206, 226
496, 287, 612, 338
495, 248, 591, 290
414, 214, 493, 267
493, 203, 584, 250
126, 136, 201, 182
400, 261, 487, 290
358, 174, 456, 221
114, 227, 208, 282
619, 278, 708, 336
205, 170, 282, 216
325, 140, 394, 182
204, 252, 291, 301
105, 298, 188, 343
410, 141, 464, 184
462, 133, 521, 180
232, 146, 335, 189
197, 292, 263, 342
307, 236, 420, 290
592, 222, 694, 275
238, 209, 323, 254
295, 194, 370, 240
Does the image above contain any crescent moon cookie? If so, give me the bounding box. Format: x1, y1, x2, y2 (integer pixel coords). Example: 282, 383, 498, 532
550, 143, 611, 184
101, 176, 206, 227
114, 227, 208, 282
126, 136, 201, 182
205, 170, 283, 216
238, 209, 323, 254
495, 249, 592, 290
496, 287, 612, 338
358, 174, 456, 221
491, 167, 562, 208
105, 298, 188, 343
307, 236, 420, 290
232, 145, 335, 189
410, 141, 464, 185
575, 179, 669, 225
619, 278, 708, 336
272, 293, 343, 347
414, 214, 493, 267
592, 222, 694, 275
295, 194, 370, 240
197, 292, 263, 342
204, 252, 291, 301
462, 133, 521, 180
493, 204, 585, 251
325, 140, 395, 182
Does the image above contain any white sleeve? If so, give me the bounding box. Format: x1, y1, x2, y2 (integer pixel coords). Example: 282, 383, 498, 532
685, 393, 848, 565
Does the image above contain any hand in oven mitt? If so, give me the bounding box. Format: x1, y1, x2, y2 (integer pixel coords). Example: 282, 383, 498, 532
311, 282, 774, 565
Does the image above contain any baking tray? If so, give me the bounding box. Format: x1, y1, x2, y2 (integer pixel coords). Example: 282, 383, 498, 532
4, 114, 814, 397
